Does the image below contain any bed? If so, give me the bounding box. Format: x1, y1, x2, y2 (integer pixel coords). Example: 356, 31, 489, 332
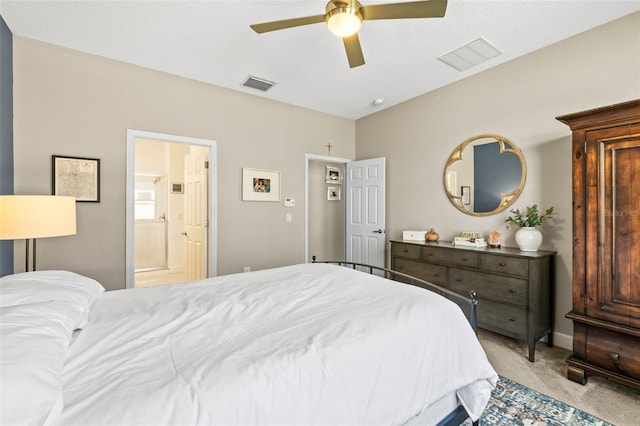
1, 262, 498, 426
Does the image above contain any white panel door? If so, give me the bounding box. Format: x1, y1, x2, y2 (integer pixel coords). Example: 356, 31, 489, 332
184, 150, 208, 281
345, 157, 386, 268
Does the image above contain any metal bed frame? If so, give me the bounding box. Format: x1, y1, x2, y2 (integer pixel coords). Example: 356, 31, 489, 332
311, 256, 478, 331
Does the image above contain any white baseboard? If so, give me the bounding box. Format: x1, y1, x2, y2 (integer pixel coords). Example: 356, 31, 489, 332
552, 331, 573, 351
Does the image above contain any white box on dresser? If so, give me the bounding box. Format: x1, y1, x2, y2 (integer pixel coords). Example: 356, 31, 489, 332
402, 230, 428, 241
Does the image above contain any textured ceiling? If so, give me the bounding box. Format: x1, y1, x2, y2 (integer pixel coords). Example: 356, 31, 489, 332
1, 0, 639, 119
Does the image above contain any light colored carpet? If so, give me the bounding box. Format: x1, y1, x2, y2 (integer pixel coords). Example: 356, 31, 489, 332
477, 329, 640, 426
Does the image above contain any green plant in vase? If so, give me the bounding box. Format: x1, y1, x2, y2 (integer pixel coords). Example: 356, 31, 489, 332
505, 204, 554, 251
506, 205, 554, 229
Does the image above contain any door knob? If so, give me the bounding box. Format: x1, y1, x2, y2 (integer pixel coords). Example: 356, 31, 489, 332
181, 231, 188, 237
372, 229, 384, 234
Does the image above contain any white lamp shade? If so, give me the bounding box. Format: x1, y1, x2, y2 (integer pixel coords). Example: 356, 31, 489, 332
0, 195, 77, 240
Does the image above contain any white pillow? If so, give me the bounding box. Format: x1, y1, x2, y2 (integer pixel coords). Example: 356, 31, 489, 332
0, 271, 105, 329
0, 301, 78, 426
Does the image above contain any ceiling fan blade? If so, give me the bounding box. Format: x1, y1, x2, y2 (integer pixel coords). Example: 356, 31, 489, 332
362, 0, 447, 21
250, 14, 326, 34
343, 34, 365, 68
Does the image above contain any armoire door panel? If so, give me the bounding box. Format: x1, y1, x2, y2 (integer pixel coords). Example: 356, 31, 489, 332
586, 131, 640, 328
610, 141, 640, 310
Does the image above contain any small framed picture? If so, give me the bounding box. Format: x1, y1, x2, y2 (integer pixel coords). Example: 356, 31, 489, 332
52, 155, 100, 202
461, 186, 471, 205
242, 168, 281, 202
171, 183, 184, 194
325, 166, 342, 184
327, 186, 340, 201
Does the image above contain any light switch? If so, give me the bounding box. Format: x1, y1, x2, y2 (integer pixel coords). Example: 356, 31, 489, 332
284, 198, 295, 207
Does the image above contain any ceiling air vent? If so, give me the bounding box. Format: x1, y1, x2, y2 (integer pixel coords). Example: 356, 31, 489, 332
437, 37, 503, 72
242, 75, 275, 92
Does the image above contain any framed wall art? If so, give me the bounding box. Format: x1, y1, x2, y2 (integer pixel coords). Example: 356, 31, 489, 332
327, 186, 340, 201
325, 166, 342, 184
52, 155, 100, 202
242, 168, 281, 202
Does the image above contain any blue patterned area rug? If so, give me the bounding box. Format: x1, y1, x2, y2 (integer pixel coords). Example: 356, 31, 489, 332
480, 376, 612, 425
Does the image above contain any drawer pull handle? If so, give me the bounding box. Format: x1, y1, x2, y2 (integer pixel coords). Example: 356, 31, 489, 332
403, 249, 408, 253
433, 273, 440, 277
510, 317, 516, 322
609, 352, 625, 372
427, 253, 433, 257
462, 257, 469, 261
456, 278, 462, 282
500, 262, 506, 266
510, 289, 516, 293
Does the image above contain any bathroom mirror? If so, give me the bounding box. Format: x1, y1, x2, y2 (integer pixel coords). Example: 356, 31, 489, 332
443, 134, 526, 216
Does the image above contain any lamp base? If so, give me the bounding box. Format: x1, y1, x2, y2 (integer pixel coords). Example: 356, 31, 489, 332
25, 238, 36, 272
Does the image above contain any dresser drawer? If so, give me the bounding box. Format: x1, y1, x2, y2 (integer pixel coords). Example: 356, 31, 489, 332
448, 268, 528, 306
585, 327, 640, 380
392, 258, 447, 286
421, 247, 479, 268
391, 243, 421, 259
480, 254, 529, 278
478, 299, 528, 336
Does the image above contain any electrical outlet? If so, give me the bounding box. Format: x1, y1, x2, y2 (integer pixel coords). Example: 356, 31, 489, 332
243, 266, 251, 272
286, 213, 292, 222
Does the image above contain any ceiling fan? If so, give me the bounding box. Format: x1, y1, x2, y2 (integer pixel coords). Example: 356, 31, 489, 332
250, 0, 448, 68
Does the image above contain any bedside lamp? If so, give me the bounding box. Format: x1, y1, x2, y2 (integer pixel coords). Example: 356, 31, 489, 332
0, 195, 77, 272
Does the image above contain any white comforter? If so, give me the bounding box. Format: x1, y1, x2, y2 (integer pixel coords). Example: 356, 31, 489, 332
55, 263, 497, 425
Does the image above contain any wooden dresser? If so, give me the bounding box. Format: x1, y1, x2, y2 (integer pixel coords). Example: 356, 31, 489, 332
557, 99, 640, 391
390, 240, 556, 361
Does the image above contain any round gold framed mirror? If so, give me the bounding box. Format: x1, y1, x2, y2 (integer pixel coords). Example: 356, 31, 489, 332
443, 134, 526, 216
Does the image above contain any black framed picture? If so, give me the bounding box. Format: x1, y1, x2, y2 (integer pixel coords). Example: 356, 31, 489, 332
52, 155, 100, 202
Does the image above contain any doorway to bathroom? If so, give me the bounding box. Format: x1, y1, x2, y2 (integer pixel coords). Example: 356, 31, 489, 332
125, 130, 217, 289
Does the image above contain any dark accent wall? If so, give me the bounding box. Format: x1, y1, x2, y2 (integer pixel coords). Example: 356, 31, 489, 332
473, 142, 522, 213
0, 16, 14, 276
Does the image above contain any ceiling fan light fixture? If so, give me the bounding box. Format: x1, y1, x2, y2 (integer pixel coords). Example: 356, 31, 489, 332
326, 7, 363, 37
251, 0, 448, 68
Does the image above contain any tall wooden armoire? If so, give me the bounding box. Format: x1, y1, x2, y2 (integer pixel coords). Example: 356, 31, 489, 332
557, 99, 640, 391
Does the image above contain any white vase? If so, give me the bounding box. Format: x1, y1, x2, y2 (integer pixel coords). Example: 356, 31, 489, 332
515, 227, 542, 252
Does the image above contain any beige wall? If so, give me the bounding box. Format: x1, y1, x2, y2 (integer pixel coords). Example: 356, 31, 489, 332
12, 36, 355, 290
356, 12, 640, 340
